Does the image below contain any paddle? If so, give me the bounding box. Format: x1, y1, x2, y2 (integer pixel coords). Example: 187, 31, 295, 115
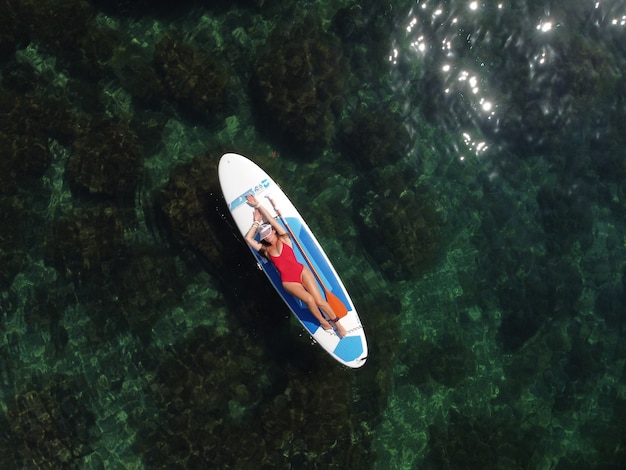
267, 197, 349, 319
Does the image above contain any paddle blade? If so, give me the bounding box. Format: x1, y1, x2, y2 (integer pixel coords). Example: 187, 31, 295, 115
326, 288, 349, 318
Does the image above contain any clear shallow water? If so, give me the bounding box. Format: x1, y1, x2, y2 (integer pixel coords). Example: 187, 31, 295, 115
1, 0, 625, 468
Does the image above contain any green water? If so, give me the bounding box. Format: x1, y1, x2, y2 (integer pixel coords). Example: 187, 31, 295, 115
1, 0, 625, 468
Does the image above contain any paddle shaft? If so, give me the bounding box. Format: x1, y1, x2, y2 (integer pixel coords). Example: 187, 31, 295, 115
268, 198, 348, 317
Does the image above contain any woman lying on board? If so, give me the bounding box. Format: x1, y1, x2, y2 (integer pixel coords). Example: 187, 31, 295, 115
244, 194, 346, 338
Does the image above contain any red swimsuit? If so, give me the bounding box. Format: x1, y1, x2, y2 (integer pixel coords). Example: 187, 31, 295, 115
269, 242, 304, 283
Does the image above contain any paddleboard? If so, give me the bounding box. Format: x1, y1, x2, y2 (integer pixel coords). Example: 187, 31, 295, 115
218, 152, 368, 368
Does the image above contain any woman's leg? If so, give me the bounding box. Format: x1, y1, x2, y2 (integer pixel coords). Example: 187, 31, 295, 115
299, 268, 347, 337
282, 281, 332, 329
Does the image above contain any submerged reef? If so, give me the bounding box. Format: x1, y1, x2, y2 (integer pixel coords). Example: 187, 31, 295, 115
0, 0, 22, 60
132, 324, 376, 468
109, 43, 167, 111
44, 204, 188, 345
132, 325, 274, 468
0, 197, 32, 288
425, 409, 546, 470
251, 15, 349, 153
462, 169, 586, 353
158, 152, 242, 274
0, 92, 74, 190
90, 0, 197, 18
44, 205, 126, 286
154, 31, 231, 125
17, 0, 118, 82
472, 226, 583, 353
0, 89, 74, 288
2, 375, 96, 468
537, 184, 594, 255
399, 334, 476, 389
102, 248, 188, 345
354, 177, 446, 280
339, 104, 410, 170
90, 0, 263, 19
67, 117, 143, 199
330, 1, 400, 86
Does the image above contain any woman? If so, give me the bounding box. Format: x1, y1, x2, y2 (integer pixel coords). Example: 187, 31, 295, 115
244, 194, 346, 337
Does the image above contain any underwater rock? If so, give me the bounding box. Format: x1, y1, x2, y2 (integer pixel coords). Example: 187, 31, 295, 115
354, 178, 446, 280
16, 0, 117, 81
5, 375, 96, 468
425, 410, 545, 470
110, 43, 168, 110
0, 92, 75, 192
0, 196, 34, 289
257, 365, 357, 467
90, 0, 264, 18
470, 179, 583, 353
587, 395, 626, 466
0, 0, 23, 60
44, 201, 188, 345
108, 249, 188, 345
133, 326, 272, 467
0, 132, 52, 182
90, 0, 203, 18
537, 184, 594, 255
590, 78, 626, 184
251, 15, 349, 153
552, 31, 617, 103
1, 60, 38, 93
0, 412, 15, 467
339, 104, 410, 170
158, 152, 236, 272
23, 282, 74, 355
594, 279, 626, 327
494, 255, 582, 353
154, 32, 230, 124
0, 91, 66, 288
44, 204, 126, 284
562, 334, 604, 383
67, 116, 143, 198
330, 1, 397, 84
17, 0, 92, 49
399, 334, 476, 388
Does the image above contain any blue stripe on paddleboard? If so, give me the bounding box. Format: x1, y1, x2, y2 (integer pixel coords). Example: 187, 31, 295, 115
228, 179, 272, 211
333, 336, 364, 362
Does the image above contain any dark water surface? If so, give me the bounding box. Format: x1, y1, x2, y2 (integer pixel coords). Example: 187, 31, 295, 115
1, 0, 625, 468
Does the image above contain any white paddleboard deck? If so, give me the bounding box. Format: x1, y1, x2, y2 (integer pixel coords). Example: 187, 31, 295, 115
218, 152, 367, 368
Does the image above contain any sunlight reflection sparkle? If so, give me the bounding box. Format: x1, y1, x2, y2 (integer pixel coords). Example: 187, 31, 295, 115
462, 131, 488, 156
390, 2, 510, 158
537, 21, 553, 32
611, 15, 626, 26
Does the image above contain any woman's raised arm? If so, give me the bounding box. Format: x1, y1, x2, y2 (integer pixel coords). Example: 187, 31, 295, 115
243, 208, 263, 251
245, 194, 286, 236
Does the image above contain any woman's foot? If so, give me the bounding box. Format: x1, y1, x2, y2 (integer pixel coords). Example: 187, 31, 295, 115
328, 317, 347, 338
